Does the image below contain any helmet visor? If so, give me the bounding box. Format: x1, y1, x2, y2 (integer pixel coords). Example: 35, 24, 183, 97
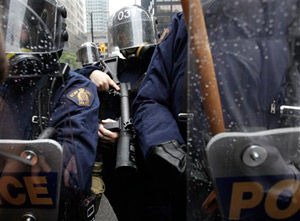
108, 6, 157, 51
76, 44, 100, 66
0, 0, 63, 54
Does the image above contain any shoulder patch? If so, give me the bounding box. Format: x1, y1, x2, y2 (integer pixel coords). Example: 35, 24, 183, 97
67, 88, 94, 107
158, 27, 171, 44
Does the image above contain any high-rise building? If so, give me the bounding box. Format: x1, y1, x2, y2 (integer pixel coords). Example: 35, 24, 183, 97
142, 0, 182, 35
86, 0, 109, 48
58, 0, 87, 53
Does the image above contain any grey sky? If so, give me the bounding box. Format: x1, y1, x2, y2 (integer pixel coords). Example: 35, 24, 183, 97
109, 0, 141, 15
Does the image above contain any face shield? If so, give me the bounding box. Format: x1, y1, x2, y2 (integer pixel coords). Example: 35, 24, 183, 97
108, 5, 157, 52
76, 43, 101, 66
0, 0, 68, 77
1, 0, 66, 54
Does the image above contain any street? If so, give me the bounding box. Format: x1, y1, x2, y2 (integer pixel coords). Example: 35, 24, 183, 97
96, 194, 118, 221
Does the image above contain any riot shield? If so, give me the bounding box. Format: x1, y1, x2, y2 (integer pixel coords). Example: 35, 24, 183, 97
0, 72, 98, 221
0, 73, 98, 221
0, 0, 99, 220
186, 0, 300, 220
0, 139, 62, 221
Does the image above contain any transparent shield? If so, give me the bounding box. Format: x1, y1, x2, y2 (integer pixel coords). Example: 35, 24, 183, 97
187, 0, 300, 220
0, 0, 63, 54
0, 140, 63, 220
0, 70, 84, 219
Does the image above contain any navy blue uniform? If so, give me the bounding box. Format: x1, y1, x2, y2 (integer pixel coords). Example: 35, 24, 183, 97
133, 0, 297, 220
133, 0, 295, 158
0, 71, 99, 193
133, 15, 187, 220
132, 13, 187, 158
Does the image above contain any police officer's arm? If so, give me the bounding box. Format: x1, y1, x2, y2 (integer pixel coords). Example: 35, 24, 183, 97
75, 65, 119, 91
132, 13, 186, 172
74, 65, 100, 79
51, 72, 99, 193
75, 65, 119, 142
90, 70, 119, 91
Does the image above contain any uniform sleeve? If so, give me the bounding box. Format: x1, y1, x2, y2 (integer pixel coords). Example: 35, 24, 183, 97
132, 13, 186, 158
51, 73, 99, 193
74, 65, 102, 79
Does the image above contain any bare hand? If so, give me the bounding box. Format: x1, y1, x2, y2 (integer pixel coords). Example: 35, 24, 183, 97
98, 119, 119, 143
90, 70, 120, 92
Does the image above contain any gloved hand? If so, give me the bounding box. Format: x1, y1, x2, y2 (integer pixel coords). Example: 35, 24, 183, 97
146, 140, 186, 184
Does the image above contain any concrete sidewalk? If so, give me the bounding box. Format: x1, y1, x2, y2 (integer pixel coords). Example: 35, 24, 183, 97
96, 194, 118, 221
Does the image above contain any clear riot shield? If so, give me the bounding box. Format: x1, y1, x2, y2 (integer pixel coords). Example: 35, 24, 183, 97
187, 0, 300, 220
0, 139, 62, 220
0, 75, 85, 221
0, 0, 97, 220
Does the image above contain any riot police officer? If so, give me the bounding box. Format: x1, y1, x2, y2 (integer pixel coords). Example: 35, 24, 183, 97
0, 0, 99, 220
81, 5, 157, 221
98, 4, 157, 146
76, 42, 101, 67
133, 0, 300, 220
132, 10, 187, 221
76, 42, 119, 92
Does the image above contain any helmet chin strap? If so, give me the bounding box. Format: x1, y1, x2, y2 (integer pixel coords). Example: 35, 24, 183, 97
122, 46, 147, 59
121, 45, 154, 60
121, 48, 137, 59
136, 46, 144, 58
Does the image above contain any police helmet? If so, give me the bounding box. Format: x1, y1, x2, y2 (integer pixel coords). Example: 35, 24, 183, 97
108, 5, 157, 59
76, 42, 101, 66
0, 0, 68, 77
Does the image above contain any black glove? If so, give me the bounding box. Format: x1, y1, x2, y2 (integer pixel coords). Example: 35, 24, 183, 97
147, 140, 186, 176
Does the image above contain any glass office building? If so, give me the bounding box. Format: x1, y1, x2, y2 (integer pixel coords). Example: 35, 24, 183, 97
58, 0, 87, 52
86, 0, 109, 33
142, 0, 182, 35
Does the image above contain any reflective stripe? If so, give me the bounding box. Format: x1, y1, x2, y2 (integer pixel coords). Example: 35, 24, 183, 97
6, 48, 33, 60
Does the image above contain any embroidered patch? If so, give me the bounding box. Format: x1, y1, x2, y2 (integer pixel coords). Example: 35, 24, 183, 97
67, 88, 94, 107
158, 27, 171, 44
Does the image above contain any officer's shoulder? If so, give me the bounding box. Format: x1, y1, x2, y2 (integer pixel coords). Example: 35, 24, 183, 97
65, 71, 97, 107
175, 12, 184, 22
158, 12, 186, 44
172, 12, 185, 31
67, 71, 96, 91
173, 12, 186, 35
